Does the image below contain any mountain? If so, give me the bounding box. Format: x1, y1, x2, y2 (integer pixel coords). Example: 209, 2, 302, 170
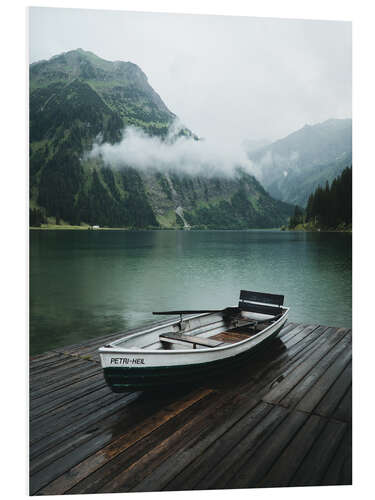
248, 119, 352, 207
29, 49, 293, 229
30, 48, 176, 136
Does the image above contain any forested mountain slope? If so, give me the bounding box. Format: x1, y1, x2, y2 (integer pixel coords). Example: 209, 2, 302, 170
30, 49, 293, 229
248, 118, 352, 207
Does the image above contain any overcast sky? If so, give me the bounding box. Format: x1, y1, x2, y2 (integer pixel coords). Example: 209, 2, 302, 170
29, 7, 351, 144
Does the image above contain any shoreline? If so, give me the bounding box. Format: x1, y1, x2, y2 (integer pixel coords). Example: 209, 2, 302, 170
30, 226, 352, 233
286, 227, 352, 234
29, 225, 283, 231
30, 225, 132, 231
286, 228, 352, 233
285, 221, 352, 233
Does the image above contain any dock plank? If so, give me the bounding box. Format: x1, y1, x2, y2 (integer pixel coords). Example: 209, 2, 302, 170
30, 358, 96, 388
132, 399, 268, 492
33, 388, 213, 495
96, 392, 263, 494
277, 329, 352, 409
262, 327, 348, 404
289, 418, 348, 487
61, 391, 227, 495
38, 388, 213, 495
192, 404, 291, 490
30, 391, 139, 463
30, 365, 101, 401
333, 385, 352, 423
30, 388, 124, 444
163, 402, 274, 492
30, 352, 72, 372
210, 410, 309, 489
29, 321, 352, 495
257, 414, 327, 487
321, 426, 352, 486
30, 376, 107, 419
314, 363, 352, 421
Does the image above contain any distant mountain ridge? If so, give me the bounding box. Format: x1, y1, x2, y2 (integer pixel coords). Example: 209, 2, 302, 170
29, 49, 293, 229
248, 118, 352, 207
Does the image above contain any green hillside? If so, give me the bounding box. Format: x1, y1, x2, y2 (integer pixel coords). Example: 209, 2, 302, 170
29, 49, 293, 229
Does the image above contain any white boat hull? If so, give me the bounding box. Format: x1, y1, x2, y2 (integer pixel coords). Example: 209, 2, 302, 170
99, 308, 289, 391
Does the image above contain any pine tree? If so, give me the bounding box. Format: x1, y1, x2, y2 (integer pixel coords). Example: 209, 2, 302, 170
304, 166, 352, 229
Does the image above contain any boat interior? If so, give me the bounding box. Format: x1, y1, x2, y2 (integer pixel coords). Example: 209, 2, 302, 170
158, 314, 282, 351
105, 290, 287, 352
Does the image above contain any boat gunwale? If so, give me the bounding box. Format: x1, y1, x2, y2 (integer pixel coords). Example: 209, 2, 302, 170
98, 307, 289, 356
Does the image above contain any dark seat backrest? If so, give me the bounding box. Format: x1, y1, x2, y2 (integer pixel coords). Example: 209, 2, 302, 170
238, 290, 284, 316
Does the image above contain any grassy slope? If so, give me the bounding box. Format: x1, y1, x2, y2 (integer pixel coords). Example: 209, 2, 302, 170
29, 49, 293, 229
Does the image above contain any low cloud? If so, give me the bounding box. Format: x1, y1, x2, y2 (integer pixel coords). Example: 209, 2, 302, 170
88, 121, 259, 178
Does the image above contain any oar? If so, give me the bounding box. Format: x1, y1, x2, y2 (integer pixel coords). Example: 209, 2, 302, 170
153, 310, 221, 315
153, 307, 240, 316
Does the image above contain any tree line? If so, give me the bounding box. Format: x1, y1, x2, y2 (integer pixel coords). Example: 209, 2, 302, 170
288, 166, 352, 230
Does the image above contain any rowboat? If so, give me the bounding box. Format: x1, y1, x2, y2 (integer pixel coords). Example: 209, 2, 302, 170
99, 290, 289, 392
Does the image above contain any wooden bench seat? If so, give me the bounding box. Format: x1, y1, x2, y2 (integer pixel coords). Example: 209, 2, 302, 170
160, 332, 223, 349
238, 289, 284, 316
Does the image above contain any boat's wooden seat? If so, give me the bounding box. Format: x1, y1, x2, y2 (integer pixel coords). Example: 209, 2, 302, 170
238, 289, 284, 316
160, 332, 223, 349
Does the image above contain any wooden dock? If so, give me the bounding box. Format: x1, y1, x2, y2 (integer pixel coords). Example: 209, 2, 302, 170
29, 321, 352, 495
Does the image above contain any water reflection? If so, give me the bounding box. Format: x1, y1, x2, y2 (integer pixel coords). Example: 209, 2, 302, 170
30, 230, 352, 355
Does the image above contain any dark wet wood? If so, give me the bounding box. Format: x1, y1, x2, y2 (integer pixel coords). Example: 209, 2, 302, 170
238, 301, 282, 316
239, 289, 284, 306
321, 426, 352, 485
29, 320, 352, 495
210, 331, 252, 343
160, 332, 223, 347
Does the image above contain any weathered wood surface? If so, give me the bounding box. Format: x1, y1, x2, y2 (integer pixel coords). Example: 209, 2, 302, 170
160, 332, 224, 347
239, 289, 284, 306
29, 321, 352, 495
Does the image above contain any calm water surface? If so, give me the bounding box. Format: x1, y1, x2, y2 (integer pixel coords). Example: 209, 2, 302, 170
30, 230, 352, 355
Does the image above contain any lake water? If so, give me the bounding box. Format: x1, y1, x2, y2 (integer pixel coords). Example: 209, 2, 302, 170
29, 229, 352, 355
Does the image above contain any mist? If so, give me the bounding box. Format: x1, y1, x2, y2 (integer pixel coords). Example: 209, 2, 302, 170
88, 121, 260, 178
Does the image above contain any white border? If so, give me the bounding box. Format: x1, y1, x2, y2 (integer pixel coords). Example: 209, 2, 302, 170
1, 1, 373, 499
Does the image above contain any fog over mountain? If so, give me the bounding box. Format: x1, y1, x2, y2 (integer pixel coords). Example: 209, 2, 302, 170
89, 122, 260, 178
